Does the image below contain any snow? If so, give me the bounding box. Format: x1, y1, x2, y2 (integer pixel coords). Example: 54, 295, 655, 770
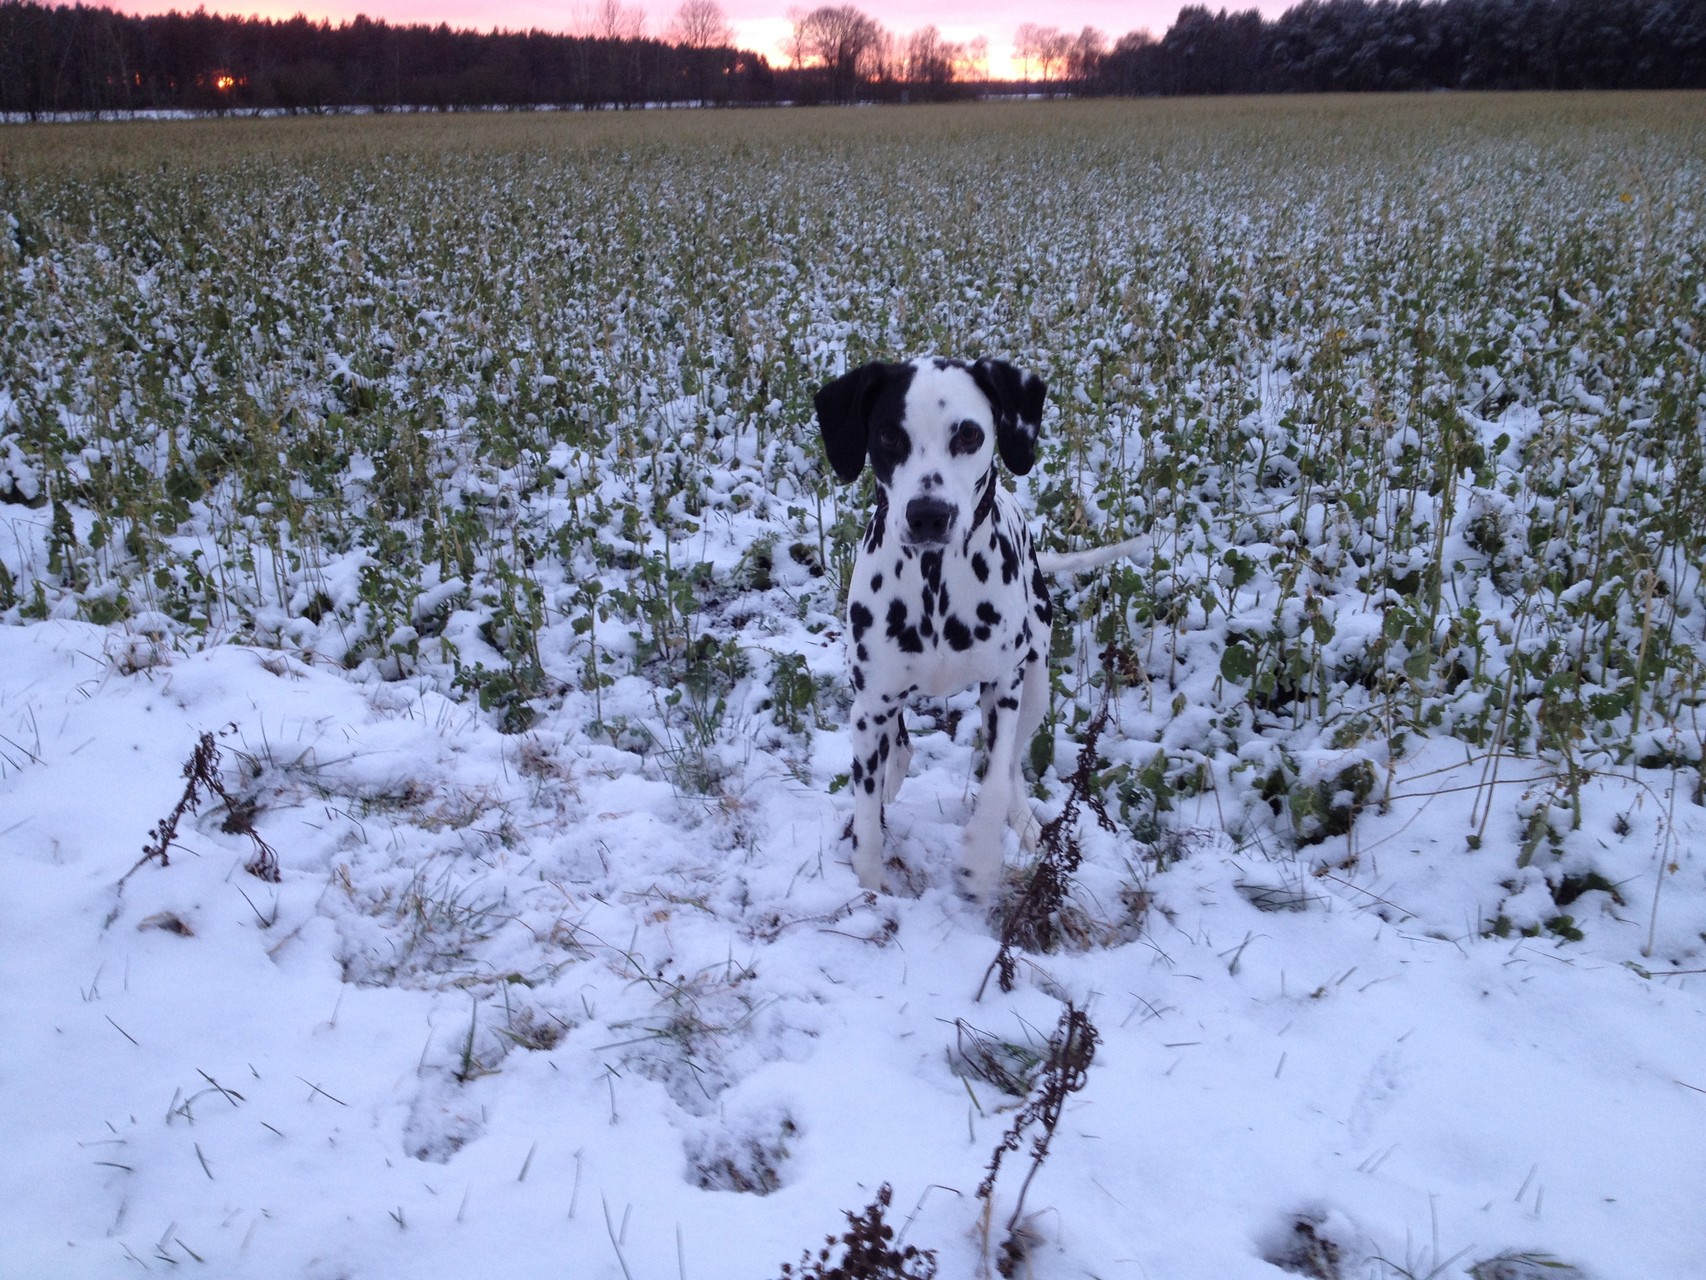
3, 617, 1701, 1280
4, 97, 1705, 1280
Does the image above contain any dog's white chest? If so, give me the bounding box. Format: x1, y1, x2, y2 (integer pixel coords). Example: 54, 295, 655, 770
846, 495, 1036, 699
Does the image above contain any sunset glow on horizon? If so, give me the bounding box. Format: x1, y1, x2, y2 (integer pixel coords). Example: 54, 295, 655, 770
100, 0, 1299, 81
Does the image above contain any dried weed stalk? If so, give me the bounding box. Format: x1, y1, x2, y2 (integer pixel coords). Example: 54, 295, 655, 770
776, 1183, 938, 1280
981, 708, 1115, 998
976, 1003, 1100, 1278
122, 727, 281, 885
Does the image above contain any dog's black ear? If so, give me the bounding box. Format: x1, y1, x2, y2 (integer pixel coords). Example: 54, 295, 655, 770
814, 362, 889, 484
971, 358, 1046, 476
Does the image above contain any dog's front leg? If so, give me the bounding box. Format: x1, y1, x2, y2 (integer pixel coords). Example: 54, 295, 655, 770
847, 701, 890, 891
959, 671, 1026, 903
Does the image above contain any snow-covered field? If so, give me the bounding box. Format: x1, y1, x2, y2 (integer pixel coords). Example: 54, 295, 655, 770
3, 96, 1705, 1278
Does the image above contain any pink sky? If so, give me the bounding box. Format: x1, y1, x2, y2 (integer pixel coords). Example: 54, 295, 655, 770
105, 0, 1299, 78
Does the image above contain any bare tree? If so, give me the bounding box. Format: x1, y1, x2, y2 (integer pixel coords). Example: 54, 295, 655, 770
1013, 21, 1042, 82
958, 34, 990, 83
904, 24, 953, 87
795, 5, 884, 100
588, 0, 645, 41
868, 26, 898, 83
1068, 26, 1107, 86
784, 7, 810, 70
1036, 26, 1071, 87
668, 0, 733, 50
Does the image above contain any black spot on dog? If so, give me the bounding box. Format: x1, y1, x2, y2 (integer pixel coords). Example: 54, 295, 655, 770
949, 420, 985, 457
870, 573, 883, 592
850, 601, 873, 639
1031, 565, 1054, 624
969, 469, 997, 531
977, 602, 1002, 626
944, 617, 973, 650
867, 414, 913, 487
971, 552, 989, 583
886, 600, 925, 654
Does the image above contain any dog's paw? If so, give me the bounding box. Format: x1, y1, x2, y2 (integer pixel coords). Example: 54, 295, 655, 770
954, 861, 1000, 908
884, 855, 929, 899
852, 862, 885, 894
850, 839, 885, 893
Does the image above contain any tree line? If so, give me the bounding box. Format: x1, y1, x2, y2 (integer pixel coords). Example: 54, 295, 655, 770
0, 0, 774, 116
1101, 0, 1706, 95
3, 0, 1703, 119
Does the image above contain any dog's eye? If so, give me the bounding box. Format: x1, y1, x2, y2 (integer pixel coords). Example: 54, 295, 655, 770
949, 420, 985, 456
875, 424, 907, 454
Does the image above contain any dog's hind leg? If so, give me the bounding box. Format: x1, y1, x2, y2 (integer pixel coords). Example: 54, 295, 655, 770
1006, 656, 1048, 852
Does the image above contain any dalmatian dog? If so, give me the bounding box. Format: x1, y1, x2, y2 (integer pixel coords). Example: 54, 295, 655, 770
814, 356, 1139, 903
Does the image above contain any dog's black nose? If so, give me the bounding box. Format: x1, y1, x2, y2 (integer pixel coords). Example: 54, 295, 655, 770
904, 497, 955, 546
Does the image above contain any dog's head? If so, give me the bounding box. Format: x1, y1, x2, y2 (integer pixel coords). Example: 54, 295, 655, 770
814, 357, 1046, 550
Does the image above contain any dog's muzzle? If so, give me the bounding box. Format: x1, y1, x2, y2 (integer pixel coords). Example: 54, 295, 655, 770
903, 497, 956, 547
